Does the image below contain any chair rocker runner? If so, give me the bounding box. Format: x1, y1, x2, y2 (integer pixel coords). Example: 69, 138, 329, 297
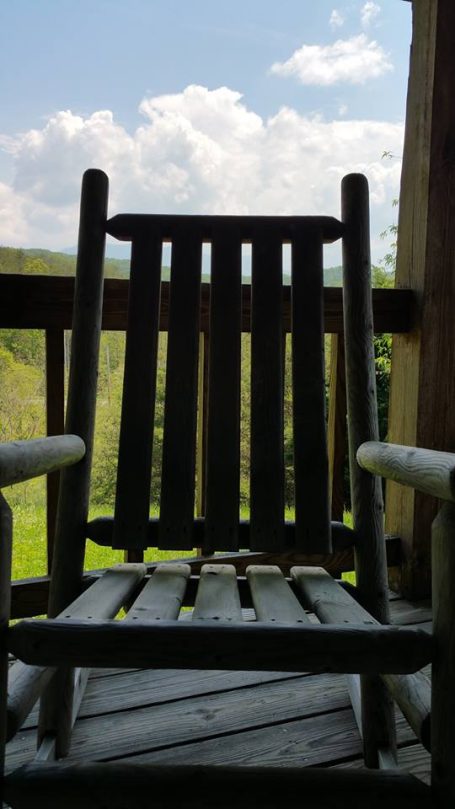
0, 169, 446, 807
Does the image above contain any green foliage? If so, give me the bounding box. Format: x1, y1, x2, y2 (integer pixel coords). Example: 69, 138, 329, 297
0, 344, 44, 441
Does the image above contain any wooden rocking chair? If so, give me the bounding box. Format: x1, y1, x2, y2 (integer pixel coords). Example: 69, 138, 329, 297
1, 169, 446, 807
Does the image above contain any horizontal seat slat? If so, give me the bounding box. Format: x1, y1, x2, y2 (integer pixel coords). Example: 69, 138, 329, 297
246, 565, 310, 623
193, 565, 242, 622
126, 564, 190, 622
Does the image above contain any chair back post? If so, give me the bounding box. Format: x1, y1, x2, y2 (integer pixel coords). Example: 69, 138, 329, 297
39, 169, 108, 758
342, 173, 395, 766
47, 168, 108, 616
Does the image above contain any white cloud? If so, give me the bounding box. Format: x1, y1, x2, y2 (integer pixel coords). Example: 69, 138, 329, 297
0, 85, 403, 260
361, 1, 381, 28
270, 34, 393, 86
329, 9, 344, 29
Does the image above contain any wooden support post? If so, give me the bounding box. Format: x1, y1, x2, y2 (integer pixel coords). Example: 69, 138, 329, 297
387, 0, 455, 598
39, 168, 108, 758
0, 493, 13, 808
327, 334, 347, 522
431, 501, 455, 807
45, 328, 65, 573
342, 174, 395, 767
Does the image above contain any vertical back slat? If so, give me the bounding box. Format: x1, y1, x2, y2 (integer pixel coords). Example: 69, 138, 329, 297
159, 229, 202, 549
113, 234, 162, 550
250, 230, 284, 551
204, 227, 242, 551
292, 229, 331, 552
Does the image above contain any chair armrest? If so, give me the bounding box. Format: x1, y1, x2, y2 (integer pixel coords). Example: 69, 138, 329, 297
0, 436, 85, 488
357, 441, 455, 502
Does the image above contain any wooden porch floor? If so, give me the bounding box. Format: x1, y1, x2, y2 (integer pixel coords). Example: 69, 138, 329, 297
6, 592, 432, 781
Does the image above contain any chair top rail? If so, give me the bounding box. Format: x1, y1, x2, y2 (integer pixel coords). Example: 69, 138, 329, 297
106, 214, 344, 244
357, 441, 455, 502
0, 435, 85, 488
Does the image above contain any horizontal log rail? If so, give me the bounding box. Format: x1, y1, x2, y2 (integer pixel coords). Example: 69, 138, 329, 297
0, 436, 85, 488
358, 441, 455, 502
8, 619, 433, 674
0, 274, 413, 333
4, 762, 432, 809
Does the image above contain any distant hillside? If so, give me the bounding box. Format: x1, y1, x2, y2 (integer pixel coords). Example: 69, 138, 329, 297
0, 246, 343, 286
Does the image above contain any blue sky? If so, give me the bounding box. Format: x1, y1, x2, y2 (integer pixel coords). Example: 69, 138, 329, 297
0, 1, 411, 262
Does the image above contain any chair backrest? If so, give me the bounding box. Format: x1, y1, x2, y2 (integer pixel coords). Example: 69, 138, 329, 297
102, 213, 344, 556
56, 169, 380, 575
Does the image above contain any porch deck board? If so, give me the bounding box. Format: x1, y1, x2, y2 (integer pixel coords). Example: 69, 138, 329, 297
5, 592, 431, 783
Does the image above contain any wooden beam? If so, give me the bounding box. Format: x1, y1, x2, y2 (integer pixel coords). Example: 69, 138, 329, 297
8, 619, 433, 674
387, 0, 455, 598
4, 762, 432, 809
4, 762, 431, 809
0, 274, 413, 334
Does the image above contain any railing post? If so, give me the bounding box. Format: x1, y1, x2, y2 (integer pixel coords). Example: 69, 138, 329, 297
45, 328, 65, 574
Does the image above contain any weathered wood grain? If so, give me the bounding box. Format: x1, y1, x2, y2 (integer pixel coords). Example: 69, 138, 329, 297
7, 565, 146, 743
8, 673, 351, 766
358, 441, 455, 503
0, 436, 85, 489
193, 565, 242, 621
246, 566, 310, 623
125, 564, 190, 622
292, 567, 431, 750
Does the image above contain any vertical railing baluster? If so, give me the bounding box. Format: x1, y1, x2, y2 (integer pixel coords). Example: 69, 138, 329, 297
45, 328, 65, 573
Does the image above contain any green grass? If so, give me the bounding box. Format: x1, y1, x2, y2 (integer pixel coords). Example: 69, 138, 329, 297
9, 497, 194, 581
